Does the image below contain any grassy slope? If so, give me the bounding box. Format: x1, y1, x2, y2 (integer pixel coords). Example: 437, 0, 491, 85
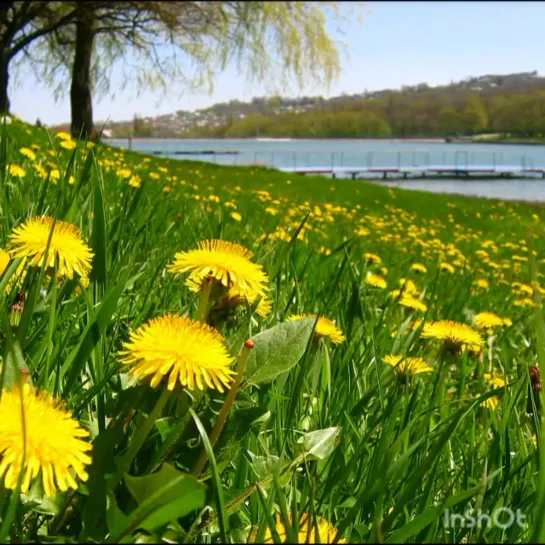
1, 119, 545, 543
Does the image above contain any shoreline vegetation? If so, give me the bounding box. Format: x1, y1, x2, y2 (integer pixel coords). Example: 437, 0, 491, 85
105, 135, 545, 146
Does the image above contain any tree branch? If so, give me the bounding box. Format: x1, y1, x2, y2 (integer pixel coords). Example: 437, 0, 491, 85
8, 6, 79, 59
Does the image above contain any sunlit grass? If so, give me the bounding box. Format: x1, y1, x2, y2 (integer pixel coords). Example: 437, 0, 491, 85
0, 117, 543, 543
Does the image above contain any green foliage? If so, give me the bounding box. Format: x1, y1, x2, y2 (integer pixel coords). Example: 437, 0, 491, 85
0, 118, 543, 543
185, 85, 545, 139
244, 317, 316, 386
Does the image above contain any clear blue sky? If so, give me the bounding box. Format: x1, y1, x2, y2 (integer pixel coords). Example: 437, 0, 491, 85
11, 1, 545, 125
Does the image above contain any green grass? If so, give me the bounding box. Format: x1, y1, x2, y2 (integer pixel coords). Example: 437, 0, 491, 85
0, 118, 545, 543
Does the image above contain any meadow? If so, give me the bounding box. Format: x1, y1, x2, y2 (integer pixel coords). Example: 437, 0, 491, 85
0, 117, 544, 543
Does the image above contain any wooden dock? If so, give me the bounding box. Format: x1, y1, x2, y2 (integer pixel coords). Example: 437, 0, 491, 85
279, 165, 545, 180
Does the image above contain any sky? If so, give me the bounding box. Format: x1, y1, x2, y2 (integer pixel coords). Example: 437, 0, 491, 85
10, 1, 545, 125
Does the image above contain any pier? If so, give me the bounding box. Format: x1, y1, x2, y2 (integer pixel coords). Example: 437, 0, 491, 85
279, 164, 545, 180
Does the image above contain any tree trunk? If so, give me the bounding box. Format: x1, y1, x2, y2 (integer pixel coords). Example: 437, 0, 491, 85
70, 8, 95, 140
0, 49, 10, 114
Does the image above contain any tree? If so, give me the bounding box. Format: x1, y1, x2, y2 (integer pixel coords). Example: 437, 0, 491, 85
0, 1, 82, 113
29, 1, 358, 139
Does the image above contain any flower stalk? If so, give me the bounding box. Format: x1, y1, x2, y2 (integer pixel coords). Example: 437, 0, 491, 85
117, 387, 171, 478
191, 339, 255, 477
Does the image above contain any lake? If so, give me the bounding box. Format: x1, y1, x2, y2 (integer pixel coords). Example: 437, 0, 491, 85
107, 138, 545, 202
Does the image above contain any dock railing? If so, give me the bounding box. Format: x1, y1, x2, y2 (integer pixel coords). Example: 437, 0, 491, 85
109, 140, 535, 172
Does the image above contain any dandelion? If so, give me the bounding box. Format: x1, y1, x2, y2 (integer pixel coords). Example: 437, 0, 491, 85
0, 383, 92, 497
398, 295, 427, 312
19, 147, 36, 161
399, 278, 419, 294
383, 354, 433, 375
0, 248, 9, 276
514, 298, 536, 307
483, 396, 500, 409
117, 167, 132, 179
440, 262, 455, 273
475, 312, 511, 330
421, 320, 484, 353
231, 212, 242, 221
484, 372, 506, 388
365, 273, 387, 289
168, 240, 269, 298
8, 164, 26, 177
411, 263, 427, 273
119, 314, 236, 392
364, 252, 382, 264
8, 216, 94, 280
475, 278, 489, 289
128, 175, 141, 188
56, 131, 72, 140
59, 139, 76, 150
261, 514, 346, 544
288, 314, 346, 344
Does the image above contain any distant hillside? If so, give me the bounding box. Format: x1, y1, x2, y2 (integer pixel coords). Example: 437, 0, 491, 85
50, 71, 545, 139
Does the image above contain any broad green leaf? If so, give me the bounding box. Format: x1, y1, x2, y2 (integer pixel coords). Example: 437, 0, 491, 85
1, 338, 32, 389
244, 317, 315, 386
296, 427, 341, 460
122, 463, 206, 534
249, 454, 290, 487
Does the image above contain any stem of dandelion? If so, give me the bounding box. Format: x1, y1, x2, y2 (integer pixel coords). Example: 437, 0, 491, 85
144, 389, 203, 474
118, 388, 171, 477
196, 279, 214, 323
191, 341, 254, 477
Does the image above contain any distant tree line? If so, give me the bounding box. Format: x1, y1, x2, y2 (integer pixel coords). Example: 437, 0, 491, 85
183, 89, 545, 139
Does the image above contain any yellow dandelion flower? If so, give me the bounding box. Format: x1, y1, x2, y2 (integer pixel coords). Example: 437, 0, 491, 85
440, 262, 455, 273
0, 250, 27, 294
364, 252, 382, 264
399, 278, 419, 294
50, 169, 60, 182
59, 139, 76, 150
482, 396, 500, 409
33, 164, 47, 179
421, 320, 484, 353
261, 514, 346, 544
119, 314, 236, 392
117, 168, 132, 179
288, 314, 346, 344
475, 312, 511, 330
365, 273, 387, 289
483, 372, 506, 388
410, 263, 427, 273
475, 278, 489, 289
514, 297, 536, 307
255, 294, 272, 317
19, 147, 36, 161
128, 175, 141, 188
8, 164, 26, 177
231, 212, 242, 222
56, 131, 72, 140
8, 216, 94, 280
398, 295, 427, 312
0, 248, 9, 276
383, 354, 433, 375
168, 240, 269, 297
0, 383, 92, 497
